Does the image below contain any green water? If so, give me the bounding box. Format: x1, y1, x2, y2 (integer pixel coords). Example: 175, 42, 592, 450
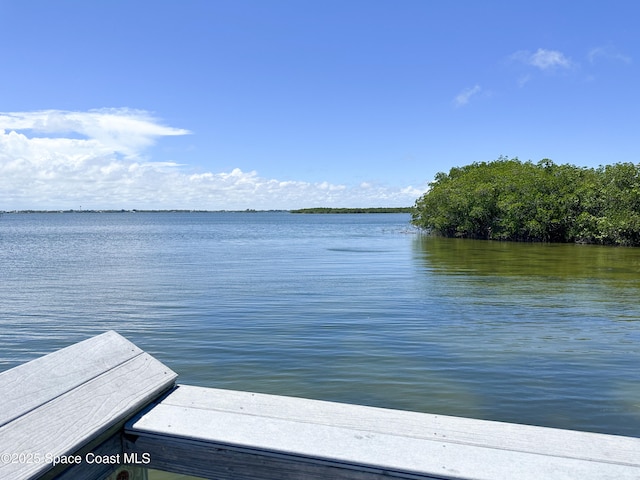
411, 236, 640, 429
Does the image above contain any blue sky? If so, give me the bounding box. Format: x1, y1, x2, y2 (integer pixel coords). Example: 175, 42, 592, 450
0, 0, 638, 210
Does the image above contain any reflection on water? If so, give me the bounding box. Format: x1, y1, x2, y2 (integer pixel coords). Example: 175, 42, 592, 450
0, 213, 639, 443
415, 235, 640, 280
411, 235, 640, 432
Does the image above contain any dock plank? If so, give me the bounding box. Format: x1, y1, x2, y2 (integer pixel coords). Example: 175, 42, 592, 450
155, 385, 640, 466
50, 433, 123, 480
126, 385, 640, 480
0, 331, 142, 428
0, 332, 177, 480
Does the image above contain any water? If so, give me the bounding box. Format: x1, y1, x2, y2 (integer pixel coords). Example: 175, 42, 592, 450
1, 212, 639, 438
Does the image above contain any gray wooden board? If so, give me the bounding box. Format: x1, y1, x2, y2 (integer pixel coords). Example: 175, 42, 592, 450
0, 331, 142, 428
151, 385, 640, 465
124, 434, 446, 480
0, 331, 177, 480
126, 385, 640, 480
46, 433, 122, 480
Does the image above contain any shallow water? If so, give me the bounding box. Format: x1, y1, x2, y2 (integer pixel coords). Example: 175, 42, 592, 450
1, 211, 639, 438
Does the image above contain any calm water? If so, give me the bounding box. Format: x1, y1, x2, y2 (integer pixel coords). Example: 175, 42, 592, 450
1, 212, 639, 438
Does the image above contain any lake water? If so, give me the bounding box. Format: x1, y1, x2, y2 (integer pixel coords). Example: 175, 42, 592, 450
1, 211, 639, 439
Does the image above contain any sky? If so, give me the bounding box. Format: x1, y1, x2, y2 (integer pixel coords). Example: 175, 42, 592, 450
0, 0, 638, 210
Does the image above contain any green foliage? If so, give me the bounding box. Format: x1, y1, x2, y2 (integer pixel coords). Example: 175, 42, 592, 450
411, 157, 640, 246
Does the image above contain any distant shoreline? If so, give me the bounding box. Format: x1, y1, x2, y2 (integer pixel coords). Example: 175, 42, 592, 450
290, 207, 412, 214
1, 207, 412, 214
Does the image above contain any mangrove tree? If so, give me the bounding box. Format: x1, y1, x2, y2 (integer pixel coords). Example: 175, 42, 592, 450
411, 157, 640, 246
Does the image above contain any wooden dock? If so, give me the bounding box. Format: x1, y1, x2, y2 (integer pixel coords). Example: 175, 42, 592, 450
1, 331, 639, 480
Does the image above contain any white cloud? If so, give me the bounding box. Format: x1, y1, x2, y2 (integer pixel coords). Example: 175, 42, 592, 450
588, 46, 632, 65
0, 108, 189, 158
453, 85, 481, 107
0, 109, 423, 210
530, 49, 572, 69
511, 48, 573, 70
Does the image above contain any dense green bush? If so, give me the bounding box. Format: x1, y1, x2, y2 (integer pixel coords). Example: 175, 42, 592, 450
411, 157, 640, 246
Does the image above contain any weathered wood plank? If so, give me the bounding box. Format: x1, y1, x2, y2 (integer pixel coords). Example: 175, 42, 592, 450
125, 385, 640, 480
0, 338, 177, 480
45, 433, 122, 480
124, 434, 442, 480
153, 385, 640, 465
0, 331, 143, 428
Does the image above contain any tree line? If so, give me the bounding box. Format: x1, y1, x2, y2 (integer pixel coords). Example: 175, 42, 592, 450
411, 157, 640, 246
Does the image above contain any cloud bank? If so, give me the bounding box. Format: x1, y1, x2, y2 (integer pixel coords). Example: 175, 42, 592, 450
0, 109, 423, 210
